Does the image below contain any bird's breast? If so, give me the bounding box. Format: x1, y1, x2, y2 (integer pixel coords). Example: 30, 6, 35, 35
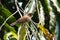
17, 16, 29, 23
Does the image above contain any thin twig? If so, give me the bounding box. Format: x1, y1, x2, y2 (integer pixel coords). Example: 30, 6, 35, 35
20, 7, 26, 15
19, 9, 25, 14
35, 0, 40, 24
25, 24, 30, 40
0, 11, 18, 31
23, 0, 31, 15
20, 7, 24, 12
17, 26, 21, 40
25, 0, 31, 9
15, 0, 22, 17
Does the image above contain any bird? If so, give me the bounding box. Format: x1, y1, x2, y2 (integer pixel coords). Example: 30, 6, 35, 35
10, 13, 33, 26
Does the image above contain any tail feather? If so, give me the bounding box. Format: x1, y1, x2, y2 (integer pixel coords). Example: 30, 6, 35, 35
10, 21, 18, 26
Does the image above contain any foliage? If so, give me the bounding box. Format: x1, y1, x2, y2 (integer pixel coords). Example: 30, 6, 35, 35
0, 0, 60, 40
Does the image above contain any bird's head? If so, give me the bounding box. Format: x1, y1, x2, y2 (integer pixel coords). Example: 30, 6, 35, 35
28, 13, 33, 18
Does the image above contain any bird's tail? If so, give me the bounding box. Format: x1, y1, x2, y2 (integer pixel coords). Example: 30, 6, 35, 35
10, 21, 18, 26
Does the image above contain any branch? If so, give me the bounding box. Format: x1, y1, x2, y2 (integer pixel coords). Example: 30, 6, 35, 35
15, 0, 22, 17
25, 0, 31, 8
0, 11, 18, 31
17, 26, 21, 40
35, 0, 40, 24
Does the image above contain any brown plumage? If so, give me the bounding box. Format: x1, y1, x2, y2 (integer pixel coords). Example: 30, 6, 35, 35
10, 13, 33, 26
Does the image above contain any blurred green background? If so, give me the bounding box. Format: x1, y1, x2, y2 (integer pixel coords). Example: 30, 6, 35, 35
0, 0, 60, 40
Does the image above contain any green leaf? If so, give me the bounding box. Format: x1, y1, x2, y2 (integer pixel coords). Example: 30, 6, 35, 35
0, 4, 16, 24
4, 31, 17, 40
0, 16, 16, 33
